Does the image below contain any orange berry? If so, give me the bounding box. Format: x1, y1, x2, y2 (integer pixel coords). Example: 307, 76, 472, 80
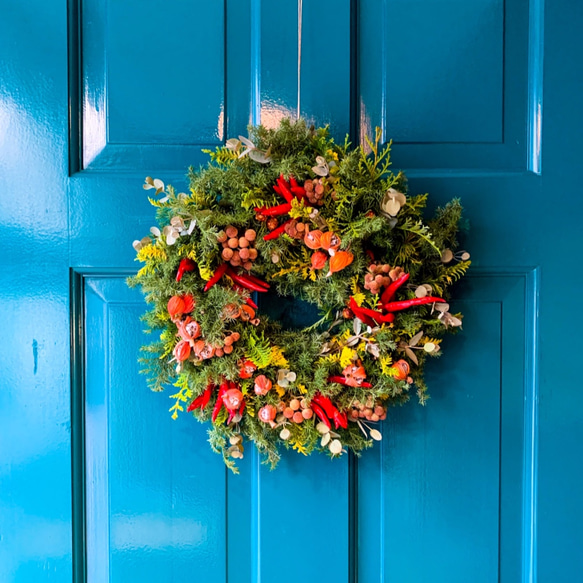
223, 344, 233, 354
248, 248, 258, 260
301, 408, 313, 420
228, 237, 239, 249
238, 237, 249, 248
231, 332, 240, 342
243, 261, 253, 270
245, 229, 257, 241
239, 248, 250, 260
292, 412, 304, 423
217, 231, 228, 243
215, 347, 224, 357
283, 407, 294, 419
225, 225, 238, 238
222, 248, 234, 261
224, 336, 233, 346
289, 398, 300, 411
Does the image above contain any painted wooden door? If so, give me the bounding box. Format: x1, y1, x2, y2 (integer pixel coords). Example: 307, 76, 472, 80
2, 0, 582, 582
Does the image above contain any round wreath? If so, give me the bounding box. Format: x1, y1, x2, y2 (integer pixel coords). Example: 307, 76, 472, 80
129, 119, 470, 471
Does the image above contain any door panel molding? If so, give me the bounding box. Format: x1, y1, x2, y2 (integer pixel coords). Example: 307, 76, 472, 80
358, 0, 544, 175
71, 271, 229, 582
356, 267, 539, 583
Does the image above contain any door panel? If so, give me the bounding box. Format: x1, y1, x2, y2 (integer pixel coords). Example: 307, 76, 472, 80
359, 0, 541, 173
84, 277, 227, 582
359, 270, 538, 582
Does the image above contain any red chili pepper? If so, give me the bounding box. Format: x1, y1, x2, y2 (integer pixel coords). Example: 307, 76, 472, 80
203, 262, 229, 292
263, 219, 293, 241
211, 382, 228, 422
312, 395, 348, 430
310, 402, 331, 429
383, 296, 445, 312
276, 175, 294, 202
176, 258, 196, 282
380, 272, 410, 304
226, 267, 269, 293
246, 297, 258, 310
187, 384, 214, 412
241, 272, 270, 289
348, 297, 376, 327
353, 303, 395, 324
255, 202, 292, 216
366, 250, 375, 263
328, 375, 373, 389
336, 411, 348, 429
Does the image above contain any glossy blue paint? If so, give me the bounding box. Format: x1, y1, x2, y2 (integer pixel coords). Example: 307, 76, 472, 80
2, 1, 583, 582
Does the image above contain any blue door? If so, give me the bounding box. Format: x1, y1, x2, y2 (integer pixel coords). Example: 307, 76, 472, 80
2, 0, 581, 581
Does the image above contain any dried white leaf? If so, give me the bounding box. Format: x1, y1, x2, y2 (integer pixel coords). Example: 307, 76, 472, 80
381, 197, 401, 217
321, 432, 331, 447
415, 285, 428, 298
460, 251, 470, 261
353, 318, 362, 335
409, 331, 424, 347
226, 138, 241, 150
153, 178, 164, 191
280, 427, 291, 440
150, 226, 161, 237
316, 422, 330, 435
369, 429, 382, 441
329, 439, 343, 455
312, 164, 328, 177
249, 149, 271, 164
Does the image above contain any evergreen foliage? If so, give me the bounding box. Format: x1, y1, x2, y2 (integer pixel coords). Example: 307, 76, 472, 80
128, 119, 469, 471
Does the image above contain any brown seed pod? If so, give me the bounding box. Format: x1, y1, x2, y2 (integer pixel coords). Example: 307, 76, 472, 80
267, 217, 279, 231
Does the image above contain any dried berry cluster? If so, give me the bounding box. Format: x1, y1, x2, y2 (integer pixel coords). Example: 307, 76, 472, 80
219, 226, 258, 270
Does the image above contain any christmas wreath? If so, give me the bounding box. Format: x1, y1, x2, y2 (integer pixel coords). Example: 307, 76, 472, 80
128, 119, 470, 471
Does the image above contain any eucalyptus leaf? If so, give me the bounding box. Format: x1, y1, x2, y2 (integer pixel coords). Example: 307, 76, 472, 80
405, 346, 419, 365
369, 429, 382, 441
